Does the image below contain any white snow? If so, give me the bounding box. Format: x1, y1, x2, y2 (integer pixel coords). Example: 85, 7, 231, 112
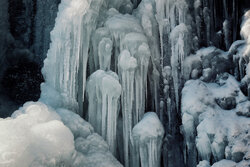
0, 102, 122, 167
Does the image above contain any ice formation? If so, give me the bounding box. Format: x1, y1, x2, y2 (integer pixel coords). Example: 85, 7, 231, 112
86, 70, 121, 155
1, 0, 250, 167
132, 112, 164, 167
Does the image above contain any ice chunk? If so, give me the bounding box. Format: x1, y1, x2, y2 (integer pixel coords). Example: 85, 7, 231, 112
132, 112, 164, 167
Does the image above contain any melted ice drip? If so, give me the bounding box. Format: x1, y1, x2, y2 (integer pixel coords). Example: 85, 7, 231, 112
86, 70, 121, 155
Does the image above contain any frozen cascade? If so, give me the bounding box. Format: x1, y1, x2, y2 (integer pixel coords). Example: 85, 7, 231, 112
86, 70, 121, 155
131, 112, 164, 167
41, 0, 104, 116
41, 0, 91, 113
118, 50, 137, 167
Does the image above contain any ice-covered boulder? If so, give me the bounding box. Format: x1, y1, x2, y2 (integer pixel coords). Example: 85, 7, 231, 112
131, 112, 164, 167
182, 73, 250, 166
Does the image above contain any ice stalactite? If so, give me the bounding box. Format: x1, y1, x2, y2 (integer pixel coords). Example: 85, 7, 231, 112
120, 32, 150, 124
133, 43, 151, 123
105, 13, 143, 71
86, 70, 121, 155
77, 0, 105, 116
131, 112, 164, 167
118, 50, 137, 167
134, 0, 161, 115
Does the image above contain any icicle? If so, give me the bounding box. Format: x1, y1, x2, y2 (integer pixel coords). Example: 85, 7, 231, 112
86, 70, 121, 155
118, 50, 137, 167
131, 112, 164, 167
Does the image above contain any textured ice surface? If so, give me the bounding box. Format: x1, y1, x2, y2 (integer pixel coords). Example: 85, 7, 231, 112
132, 112, 164, 167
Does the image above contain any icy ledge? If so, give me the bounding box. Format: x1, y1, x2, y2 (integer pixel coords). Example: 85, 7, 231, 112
0, 102, 122, 167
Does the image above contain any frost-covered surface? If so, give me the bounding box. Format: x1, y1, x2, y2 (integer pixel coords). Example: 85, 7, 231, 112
182, 74, 250, 166
0, 102, 122, 167
132, 112, 164, 167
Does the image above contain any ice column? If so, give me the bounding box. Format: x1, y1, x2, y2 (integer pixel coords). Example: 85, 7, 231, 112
86, 70, 121, 155
132, 112, 164, 167
170, 23, 189, 111
118, 50, 137, 167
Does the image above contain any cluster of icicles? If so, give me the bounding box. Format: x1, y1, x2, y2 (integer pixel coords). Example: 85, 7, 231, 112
41, 0, 166, 166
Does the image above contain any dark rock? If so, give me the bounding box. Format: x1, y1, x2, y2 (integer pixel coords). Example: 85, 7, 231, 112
215, 97, 236, 110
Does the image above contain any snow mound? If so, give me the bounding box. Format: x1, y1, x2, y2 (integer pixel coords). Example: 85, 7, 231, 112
0, 102, 122, 167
